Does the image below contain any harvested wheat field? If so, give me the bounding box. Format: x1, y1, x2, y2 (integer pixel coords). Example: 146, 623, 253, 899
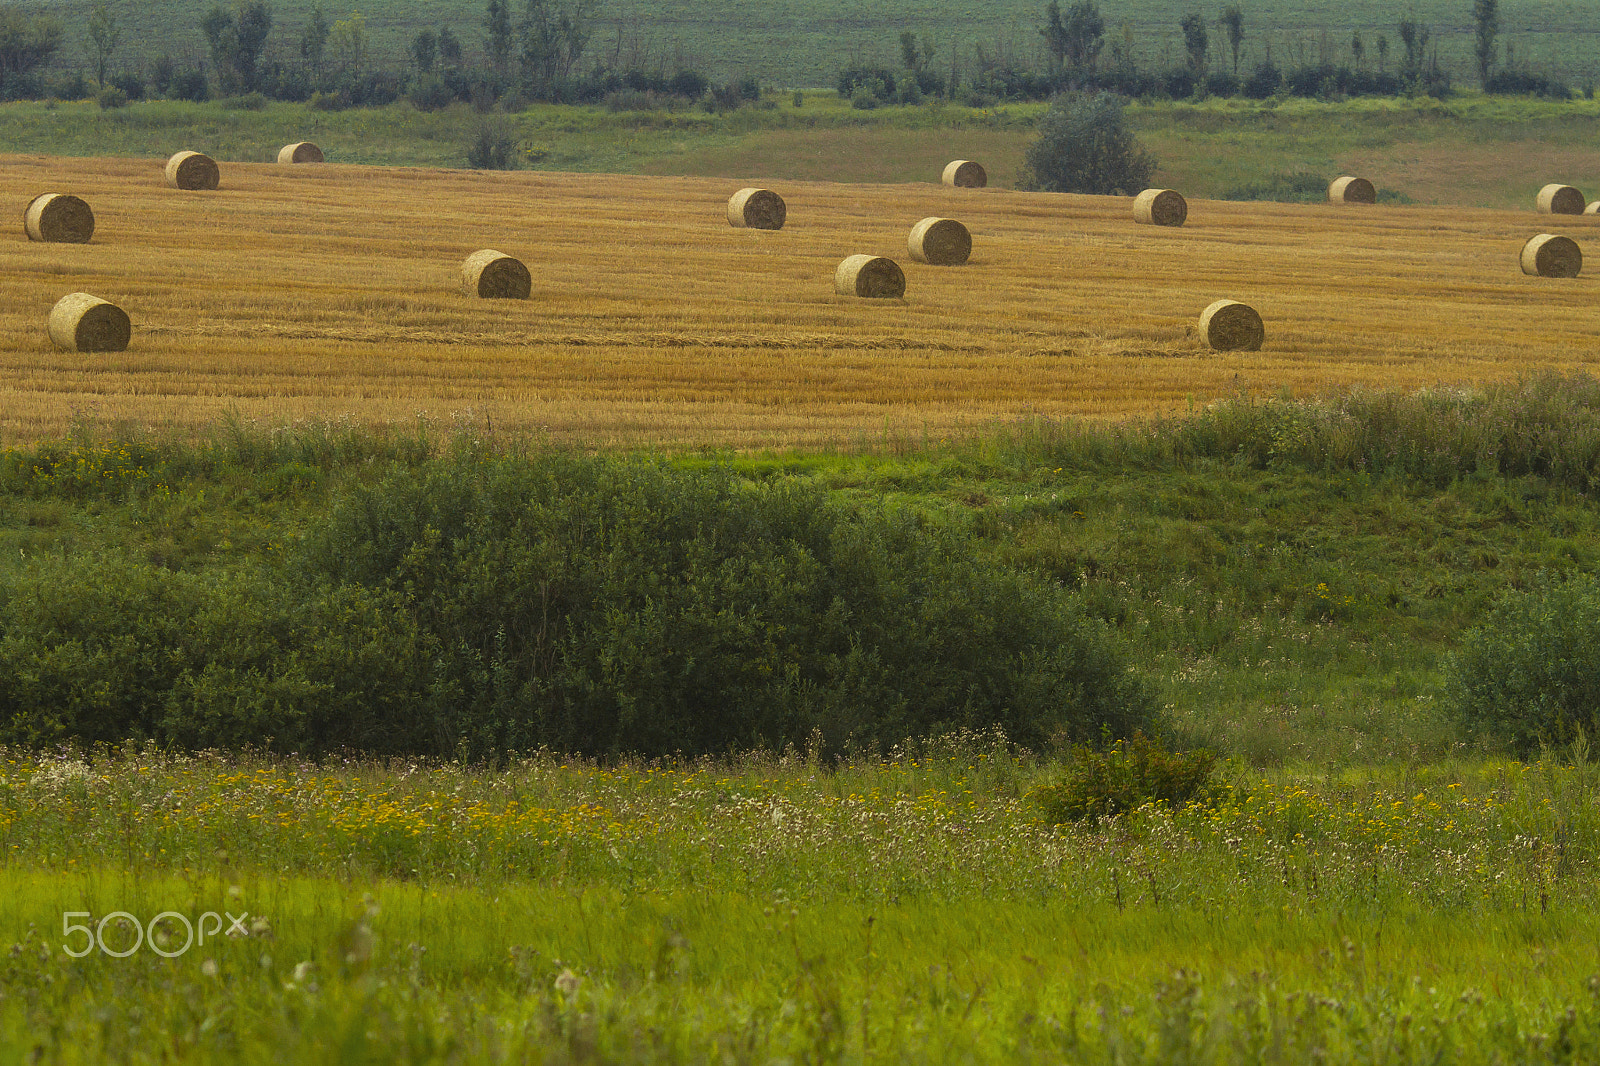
2, 153, 1599, 447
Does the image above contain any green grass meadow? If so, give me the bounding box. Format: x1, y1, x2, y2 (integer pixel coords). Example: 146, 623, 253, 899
7, 379, 1600, 1058
10, 93, 1600, 209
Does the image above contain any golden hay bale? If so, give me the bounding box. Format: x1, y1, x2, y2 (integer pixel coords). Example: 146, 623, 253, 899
1132, 188, 1187, 226
23, 193, 94, 243
1520, 233, 1582, 278
1199, 299, 1264, 351
834, 254, 906, 298
1587, 202, 1600, 215
277, 141, 325, 164
165, 150, 220, 190
907, 217, 971, 265
461, 249, 532, 299
941, 160, 987, 188
1537, 184, 1585, 214
727, 187, 786, 230
1327, 176, 1376, 204
48, 292, 130, 353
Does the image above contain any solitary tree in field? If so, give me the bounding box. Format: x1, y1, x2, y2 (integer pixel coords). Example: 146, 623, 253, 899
1180, 12, 1208, 76
87, 2, 118, 88
1019, 92, 1155, 195
1473, 0, 1498, 86
1220, 5, 1244, 75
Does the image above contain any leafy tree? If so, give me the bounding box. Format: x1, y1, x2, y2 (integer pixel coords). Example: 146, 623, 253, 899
0, 12, 64, 86
1350, 30, 1364, 69
1220, 5, 1244, 75
519, 0, 593, 100
1397, 17, 1428, 86
410, 28, 437, 72
898, 30, 934, 75
202, 2, 273, 93
438, 26, 463, 68
1019, 91, 1155, 195
1040, 0, 1104, 81
1180, 12, 1208, 76
485, 0, 512, 74
87, 2, 119, 88
301, 3, 329, 78
1473, 0, 1498, 87
329, 12, 365, 78
1376, 33, 1388, 72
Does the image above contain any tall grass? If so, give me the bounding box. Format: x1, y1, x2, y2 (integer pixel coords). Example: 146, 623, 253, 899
6, 744, 1600, 1060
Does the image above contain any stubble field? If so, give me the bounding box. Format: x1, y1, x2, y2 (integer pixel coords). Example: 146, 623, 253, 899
4, 151, 1598, 447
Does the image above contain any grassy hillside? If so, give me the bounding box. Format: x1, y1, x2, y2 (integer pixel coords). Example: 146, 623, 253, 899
28, 0, 1600, 91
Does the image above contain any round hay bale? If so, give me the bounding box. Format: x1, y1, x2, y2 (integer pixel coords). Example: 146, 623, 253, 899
1132, 188, 1187, 226
727, 187, 786, 230
907, 217, 971, 265
1537, 184, 1585, 215
1587, 201, 1600, 215
1520, 233, 1582, 278
461, 249, 532, 299
23, 193, 94, 243
165, 150, 219, 190
277, 141, 324, 164
1199, 299, 1264, 352
48, 292, 130, 353
834, 254, 906, 298
941, 160, 987, 188
1327, 176, 1376, 204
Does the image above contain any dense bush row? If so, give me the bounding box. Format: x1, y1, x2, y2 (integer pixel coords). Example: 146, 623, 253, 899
0, 452, 1148, 758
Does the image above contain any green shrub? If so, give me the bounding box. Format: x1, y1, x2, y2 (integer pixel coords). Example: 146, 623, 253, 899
0, 555, 440, 754
300, 452, 1150, 758
94, 85, 127, 110
1445, 573, 1600, 754
1029, 732, 1221, 823
1018, 92, 1156, 195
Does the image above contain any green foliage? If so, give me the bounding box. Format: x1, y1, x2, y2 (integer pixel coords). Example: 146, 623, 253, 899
1446, 573, 1600, 754
300, 452, 1149, 758
1018, 91, 1155, 194
1221, 170, 1330, 202
94, 85, 128, 110
0, 554, 440, 753
465, 115, 518, 167
1028, 731, 1221, 822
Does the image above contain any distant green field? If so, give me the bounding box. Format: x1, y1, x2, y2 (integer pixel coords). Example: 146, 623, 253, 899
33, 0, 1600, 91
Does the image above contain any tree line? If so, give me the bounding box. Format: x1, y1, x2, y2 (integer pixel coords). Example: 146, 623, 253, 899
840, 0, 1573, 108
0, 0, 1577, 110
0, 0, 745, 112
